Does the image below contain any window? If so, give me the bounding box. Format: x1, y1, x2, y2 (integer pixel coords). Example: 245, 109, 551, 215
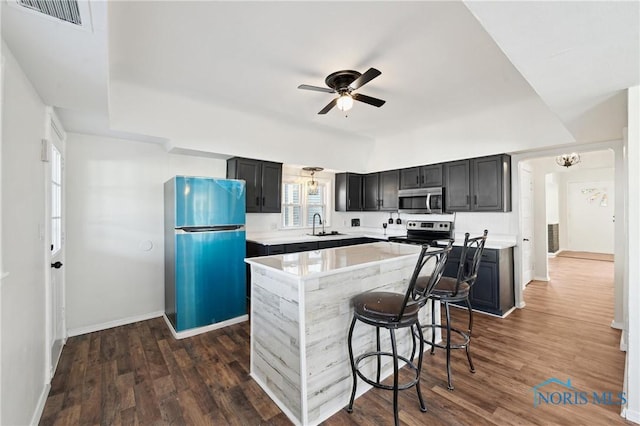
282, 179, 330, 228
51, 144, 62, 255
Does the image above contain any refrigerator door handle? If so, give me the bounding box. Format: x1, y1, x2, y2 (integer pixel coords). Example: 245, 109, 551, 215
176, 225, 244, 233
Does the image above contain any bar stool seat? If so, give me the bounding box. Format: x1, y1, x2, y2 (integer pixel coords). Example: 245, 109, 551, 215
346, 243, 452, 426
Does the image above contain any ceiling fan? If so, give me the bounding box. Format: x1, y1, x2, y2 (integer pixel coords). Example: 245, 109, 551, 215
298, 68, 386, 115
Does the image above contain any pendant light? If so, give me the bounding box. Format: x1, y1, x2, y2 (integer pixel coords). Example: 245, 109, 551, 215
302, 167, 324, 195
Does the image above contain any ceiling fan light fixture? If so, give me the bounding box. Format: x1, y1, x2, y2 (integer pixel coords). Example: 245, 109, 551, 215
336, 93, 354, 111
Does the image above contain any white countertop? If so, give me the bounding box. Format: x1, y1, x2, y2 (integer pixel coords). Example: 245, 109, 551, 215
245, 241, 422, 278
246, 228, 516, 249
246, 227, 404, 245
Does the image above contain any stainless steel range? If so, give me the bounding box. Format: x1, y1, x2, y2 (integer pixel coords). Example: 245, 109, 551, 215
389, 220, 454, 246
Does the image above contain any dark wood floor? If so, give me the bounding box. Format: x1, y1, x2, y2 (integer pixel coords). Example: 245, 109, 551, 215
40, 256, 629, 425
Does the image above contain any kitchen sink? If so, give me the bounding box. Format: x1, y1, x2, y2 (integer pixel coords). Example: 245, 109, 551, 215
308, 231, 345, 237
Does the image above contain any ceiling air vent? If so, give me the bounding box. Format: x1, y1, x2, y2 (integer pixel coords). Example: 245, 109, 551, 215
18, 0, 82, 26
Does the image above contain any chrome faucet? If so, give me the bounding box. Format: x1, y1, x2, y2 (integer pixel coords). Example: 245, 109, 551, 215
312, 213, 323, 235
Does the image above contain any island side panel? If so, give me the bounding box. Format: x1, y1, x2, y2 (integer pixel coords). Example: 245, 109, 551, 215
249, 264, 303, 423
303, 254, 430, 425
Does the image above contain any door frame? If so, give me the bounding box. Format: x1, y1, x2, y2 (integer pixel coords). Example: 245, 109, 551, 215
43, 108, 67, 381
511, 139, 625, 324
519, 162, 534, 287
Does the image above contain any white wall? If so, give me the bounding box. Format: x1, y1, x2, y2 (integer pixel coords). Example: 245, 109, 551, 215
545, 173, 560, 224
624, 85, 640, 423
65, 134, 227, 334
559, 167, 615, 253
0, 42, 48, 426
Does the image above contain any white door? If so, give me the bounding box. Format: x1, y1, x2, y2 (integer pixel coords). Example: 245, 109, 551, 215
520, 165, 535, 286
567, 180, 614, 254
46, 118, 66, 379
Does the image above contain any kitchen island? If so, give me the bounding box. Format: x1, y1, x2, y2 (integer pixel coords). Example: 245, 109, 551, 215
245, 242, 439, 426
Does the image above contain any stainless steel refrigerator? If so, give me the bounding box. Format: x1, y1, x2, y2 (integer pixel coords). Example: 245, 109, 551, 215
164, 176, 246, 333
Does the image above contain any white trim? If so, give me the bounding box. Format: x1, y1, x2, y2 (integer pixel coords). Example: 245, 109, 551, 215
533, 275, 550, 282
30, 383, 50, 426
67, 310, 164, 337
162, 314, 248, 340
611, 320, 624, 330
625, 408, 640, 423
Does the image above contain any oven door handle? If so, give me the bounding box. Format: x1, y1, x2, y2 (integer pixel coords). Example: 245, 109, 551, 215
426, 193, 432, 213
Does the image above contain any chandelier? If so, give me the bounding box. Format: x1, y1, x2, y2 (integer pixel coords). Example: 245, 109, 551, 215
302, 167, 324, 195
556, 153, 581, 168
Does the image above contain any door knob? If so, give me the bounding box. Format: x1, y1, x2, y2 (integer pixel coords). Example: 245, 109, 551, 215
51, 261, 63, 269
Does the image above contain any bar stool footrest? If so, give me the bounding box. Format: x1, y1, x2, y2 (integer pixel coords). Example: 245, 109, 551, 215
354, 351, 420, 391
420, 324, 470, 349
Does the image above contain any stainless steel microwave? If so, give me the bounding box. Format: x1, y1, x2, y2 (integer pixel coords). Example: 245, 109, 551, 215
398, 187, 444, 214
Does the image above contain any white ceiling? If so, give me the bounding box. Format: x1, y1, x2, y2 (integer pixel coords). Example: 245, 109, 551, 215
2, 1, 639, 165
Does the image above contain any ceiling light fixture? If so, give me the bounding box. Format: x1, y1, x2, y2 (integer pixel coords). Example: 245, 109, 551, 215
555, 152, 581, 168
336, 93, 354, 112
302, 167, 324, 195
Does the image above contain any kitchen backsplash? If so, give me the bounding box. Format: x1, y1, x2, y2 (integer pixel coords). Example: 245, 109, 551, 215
246, 210, 516, 237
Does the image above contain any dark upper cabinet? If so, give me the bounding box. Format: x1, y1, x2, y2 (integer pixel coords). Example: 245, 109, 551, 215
399, 164, 443, 189
362, 170, 399, 211
363, 173, 379, 211
335, 173, 363, 211
379, 170, 399, 211
444, 154, 511, 213
472, 155, 510, 212
444, 160, 472, 212
227, 157, 282, 213
421, 164, 443, 187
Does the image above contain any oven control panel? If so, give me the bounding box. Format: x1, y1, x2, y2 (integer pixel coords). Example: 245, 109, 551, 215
406, 220, 451, 231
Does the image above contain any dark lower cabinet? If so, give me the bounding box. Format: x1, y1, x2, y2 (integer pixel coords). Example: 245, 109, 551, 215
443, 246, 514, 316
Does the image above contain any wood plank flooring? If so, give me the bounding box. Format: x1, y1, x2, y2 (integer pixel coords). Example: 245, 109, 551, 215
40, 256, 630, 425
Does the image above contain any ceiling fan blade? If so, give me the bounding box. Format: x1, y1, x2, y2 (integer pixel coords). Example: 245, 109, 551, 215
348, 68, 381, 90
298, 84, 335, 93
352, 93, 386, 108
318, 98, 338, 114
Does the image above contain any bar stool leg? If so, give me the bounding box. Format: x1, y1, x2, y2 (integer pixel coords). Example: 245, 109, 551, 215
390, 328, 399, 426
430, 298, 437, 355
465, 296, 475, 373
444, 301, 454, 390
376, 327, 382, 383
347, 316, 358, 412
414, 322, 428, 412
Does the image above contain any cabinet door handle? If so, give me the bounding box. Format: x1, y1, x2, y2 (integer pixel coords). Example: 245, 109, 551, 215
380, 199, 383, 207
421, 175, 424, 184
416, 176, 419, 184
474, 195, 477, 205
262, 196, 265, 206
348, 199, 351, 208
523, 238, 530, 241
466, 195, 470, 205
256, 196, 260, 206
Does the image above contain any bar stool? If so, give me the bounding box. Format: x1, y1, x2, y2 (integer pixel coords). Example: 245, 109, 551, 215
419, 230, 487, 390
346, 242, 452, 426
